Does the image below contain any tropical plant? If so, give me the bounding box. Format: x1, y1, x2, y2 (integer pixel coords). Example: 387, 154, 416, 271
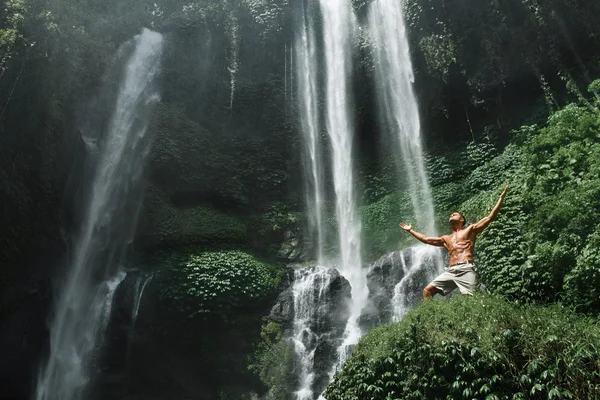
158, 250, 282, 319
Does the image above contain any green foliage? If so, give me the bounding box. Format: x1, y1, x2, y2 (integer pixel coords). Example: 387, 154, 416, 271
425, 144, 471, 187
0, 0, 27, 70
142, 186, 248, 249
475, 194, 529, 299
249, 320, 295, 400
466, 139, 500, 167
248, 202, 301, 256
325, 295, 600, 400
360, 191, 413, 260
406, 0, 600, 105
158, 250, 281, 319
424, 99, 600, 311
149, 103, 249, 205
431, 180, 468, 219
589, 80, 600, 107
516, 104, 600, 308
419, 32, 457, 81
564, 225, 600, 312
466, 143, 520, 192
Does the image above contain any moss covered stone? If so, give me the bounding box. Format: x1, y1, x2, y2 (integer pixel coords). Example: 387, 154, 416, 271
138, 185, 247, 249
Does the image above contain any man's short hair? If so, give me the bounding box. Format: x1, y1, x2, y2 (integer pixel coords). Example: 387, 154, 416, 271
458, 213, 467, 226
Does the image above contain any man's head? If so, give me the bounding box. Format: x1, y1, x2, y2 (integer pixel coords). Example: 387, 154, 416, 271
449, 212, 466, 228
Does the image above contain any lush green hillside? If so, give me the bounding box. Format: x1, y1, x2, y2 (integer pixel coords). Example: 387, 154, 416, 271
325, 294, 600, 400
326, 87, 600, 399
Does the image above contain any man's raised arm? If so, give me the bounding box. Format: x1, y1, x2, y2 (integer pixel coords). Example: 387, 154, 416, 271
472, 185, 509, 233
399, 223, 445, 246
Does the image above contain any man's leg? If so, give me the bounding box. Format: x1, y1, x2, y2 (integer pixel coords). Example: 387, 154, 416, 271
453, 265, 479, 295
423, 284, 443, 299
425, 270, 457, 299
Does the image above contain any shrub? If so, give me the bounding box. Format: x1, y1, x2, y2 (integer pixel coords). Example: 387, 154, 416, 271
249, 321, 295, 400
158, 250, 281, 319
325, 295, 600, 400
564, 225, 600, 312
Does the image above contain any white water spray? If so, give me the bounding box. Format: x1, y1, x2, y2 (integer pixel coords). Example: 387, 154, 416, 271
291, 267, 333, 400
391, 245, 444, 320
36, 28, 163, 400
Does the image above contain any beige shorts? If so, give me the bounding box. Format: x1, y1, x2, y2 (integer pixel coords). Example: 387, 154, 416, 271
430, 263, 478, 295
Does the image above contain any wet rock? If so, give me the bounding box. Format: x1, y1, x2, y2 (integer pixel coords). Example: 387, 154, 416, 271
360, 251, 409, 330
277, 230, 305, 262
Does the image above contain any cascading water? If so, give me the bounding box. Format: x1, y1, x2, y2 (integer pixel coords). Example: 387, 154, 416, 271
295, 0, 326, 264
318, 0, 366, 372
292, 1, 444, 398
368, 0, 438, 236
291, 1, 366, 398
131, 273, 154, 330
291, 267, 332, 400
391, 245, 445, 320
367, 0, 444, 304
36, 28, 164, 400
227, 14, 240, 115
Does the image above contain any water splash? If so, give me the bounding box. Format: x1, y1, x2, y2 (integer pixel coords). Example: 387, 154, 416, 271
291, 267, 332, 400
391, 245, 445, 320
36, 28, 163, 400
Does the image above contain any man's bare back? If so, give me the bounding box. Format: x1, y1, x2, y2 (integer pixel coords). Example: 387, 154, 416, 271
400, 185, 508, 298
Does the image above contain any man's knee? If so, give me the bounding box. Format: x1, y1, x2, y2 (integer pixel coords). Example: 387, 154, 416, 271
424, 285, 440, 299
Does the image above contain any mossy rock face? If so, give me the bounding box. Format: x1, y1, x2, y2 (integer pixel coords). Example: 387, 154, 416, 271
137, 185, 247, 249
148, 104, 248, 206
128, 249, 283, 399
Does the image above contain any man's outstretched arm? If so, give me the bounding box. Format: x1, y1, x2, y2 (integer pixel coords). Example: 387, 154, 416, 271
399, 223, 445, 246
472, 185, 509, 233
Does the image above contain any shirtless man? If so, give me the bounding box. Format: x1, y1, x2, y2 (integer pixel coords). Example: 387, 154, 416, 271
400, 185, 509, 299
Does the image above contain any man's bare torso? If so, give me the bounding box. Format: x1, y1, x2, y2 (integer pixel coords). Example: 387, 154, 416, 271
441, 226, 477, 266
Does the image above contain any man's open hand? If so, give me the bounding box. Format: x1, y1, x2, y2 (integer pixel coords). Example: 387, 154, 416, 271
500, 185, 509, 198
399, 222, 412, 231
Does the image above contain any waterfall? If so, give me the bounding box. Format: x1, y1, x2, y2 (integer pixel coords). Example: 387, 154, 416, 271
293, 0, 445, 397
227, 14, 240, 115
291, 267, 332, 400
295, 0, 326, 263
318, 0, 366, 372
367, 0, 445, 312
131, 274, 154, 330
391, 245, 444, 320
368, 0, 438, 236
36, 28, 163, 400
292, 1, 366, 397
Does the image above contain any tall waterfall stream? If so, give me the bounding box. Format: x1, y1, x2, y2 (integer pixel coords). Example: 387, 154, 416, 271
290, 1, 444, 399
36, 29, 164, 400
